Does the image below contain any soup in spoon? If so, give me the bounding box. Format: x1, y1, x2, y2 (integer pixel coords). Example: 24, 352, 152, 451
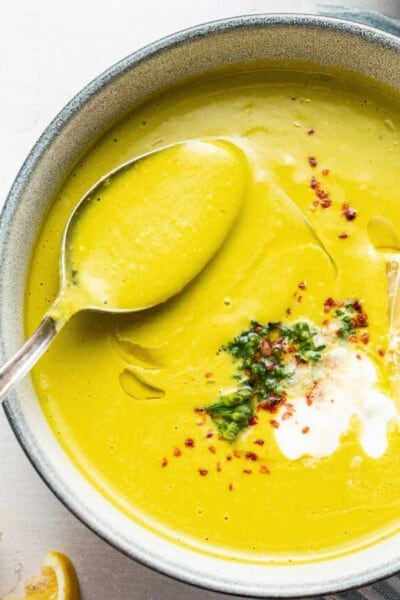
58, 139, 248, 318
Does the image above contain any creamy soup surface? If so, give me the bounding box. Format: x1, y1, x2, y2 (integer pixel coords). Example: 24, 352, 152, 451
26, 66, 400, 562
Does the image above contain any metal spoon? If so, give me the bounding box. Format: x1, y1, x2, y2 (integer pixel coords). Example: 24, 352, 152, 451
0, 139, 247, 403
367, 215, 400, 402
367, 215, 400, 328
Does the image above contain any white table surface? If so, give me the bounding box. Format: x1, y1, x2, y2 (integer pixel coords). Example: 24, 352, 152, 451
2, 1, 400, 598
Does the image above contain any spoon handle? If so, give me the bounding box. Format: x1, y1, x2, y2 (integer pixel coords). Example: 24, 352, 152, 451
0, 316, 57, 404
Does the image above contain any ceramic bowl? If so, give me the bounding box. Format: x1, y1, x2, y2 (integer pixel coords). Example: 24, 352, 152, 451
2, 14, 400, 597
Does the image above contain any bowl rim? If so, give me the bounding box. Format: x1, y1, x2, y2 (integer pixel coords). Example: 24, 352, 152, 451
3, 12, 400, 598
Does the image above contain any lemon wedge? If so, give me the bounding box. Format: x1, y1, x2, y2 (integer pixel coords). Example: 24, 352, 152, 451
8, 551, 80, 600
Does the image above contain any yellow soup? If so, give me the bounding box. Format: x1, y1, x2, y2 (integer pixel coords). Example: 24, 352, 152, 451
26, 66, 400, 563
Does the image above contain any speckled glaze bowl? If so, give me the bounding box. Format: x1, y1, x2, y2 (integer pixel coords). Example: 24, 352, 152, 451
2, 14, 400, 597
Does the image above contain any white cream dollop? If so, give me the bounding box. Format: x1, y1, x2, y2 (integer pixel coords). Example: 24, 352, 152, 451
273, 346, 396, 460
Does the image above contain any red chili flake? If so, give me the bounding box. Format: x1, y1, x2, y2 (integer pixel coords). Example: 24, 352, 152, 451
356, 354, 363, 360
298, 281, 307, 290
194, 407, 204, 413
204, 371, 213, 378
245, 451, 258, 461
322, 168, 330, 176
254, 325, 263, 332
270, 419, 280, 429
286, 308, 292, 316
342, 203, 357, 221
338, 232, 349, 239
173, 447, 182, 457
258, 397, 283, 412
316, 188, 328, 200
282, 411, 294, 421
352, 300, 363, 313
226, 455, 232, 461
306, 381, 319, 406
354, 312, 368, 328
206, 431, 214, 439
296, 295, 303, 304
254, 439, 265, 446
243, 469, 252, 474
320, 197, 332, 208
161, 458, 168, 467
216, 462, 222, 472
260, 339, 273, 357
348, 334, 358, 343
199, 469, 208, 476
345, 208, 357, 221
248, 415, 258, 426
360, 332, 369, 344
233, 450, 241, 459
228, 483, 233, 491
310, 176, 319, 189
302, 426, 310, 434
378, 348, 386, 357
307, 128, 315, 135
308, 156, 317, 167
258, 401, 269, 411
185, 438, 195, 448
259, 465, 271, 475
324, 297, 336, 312
208, 445, 216, 454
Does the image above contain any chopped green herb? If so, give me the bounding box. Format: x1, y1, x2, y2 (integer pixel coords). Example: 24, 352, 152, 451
204, 319, 324, 440
203, 299, 369, 440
